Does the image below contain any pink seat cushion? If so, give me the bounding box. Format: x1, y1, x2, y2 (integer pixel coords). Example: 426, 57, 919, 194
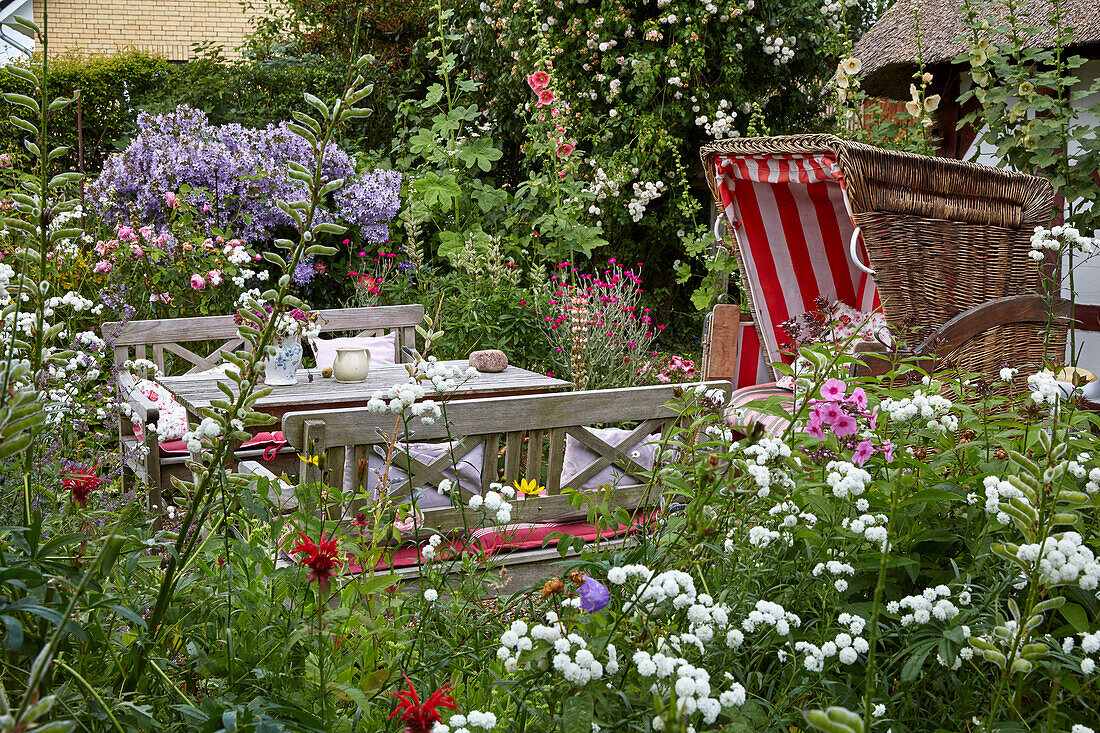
309, 332, 397, 371
157, 431, 287, 458
346, 511, 657, 570
724, 382, 794, 436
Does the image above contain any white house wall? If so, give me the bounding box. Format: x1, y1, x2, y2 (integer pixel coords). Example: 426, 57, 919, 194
0, 0, 33, 64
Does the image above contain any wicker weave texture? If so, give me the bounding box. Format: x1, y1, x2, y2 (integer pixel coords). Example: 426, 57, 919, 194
700, 134, 1062, 383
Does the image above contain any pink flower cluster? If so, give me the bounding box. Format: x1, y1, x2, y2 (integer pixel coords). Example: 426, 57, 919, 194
527, 65, 577, 172
641, 354, 696, 384
806, 379, 894, 466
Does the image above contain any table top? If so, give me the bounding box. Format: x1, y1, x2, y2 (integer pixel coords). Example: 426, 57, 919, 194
160, 360, 572, 414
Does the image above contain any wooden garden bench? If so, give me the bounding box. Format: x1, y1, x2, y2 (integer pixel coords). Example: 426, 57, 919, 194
241, 381, 731, 593
102, 305, 424, 508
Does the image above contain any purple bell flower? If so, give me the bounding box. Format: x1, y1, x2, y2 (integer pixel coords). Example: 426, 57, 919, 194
577, 575, 610, 613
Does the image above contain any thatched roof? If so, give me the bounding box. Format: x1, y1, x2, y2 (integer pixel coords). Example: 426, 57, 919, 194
853, 0, 1100, 99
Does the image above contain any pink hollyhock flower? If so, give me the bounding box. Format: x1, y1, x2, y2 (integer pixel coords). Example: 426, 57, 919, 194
207, 269, 223, 286
832, 414, 858, 437
537, 89, 556, 107
139, 225, 153, 239
820, 378, 847, 401
557, 142, 575, 158
94, 260, 112, 274
879, 440, 895, 463
848, 387, 868, 410
190, 273, 206, 290
527, 70, 550, 90
852, 439, 874, 466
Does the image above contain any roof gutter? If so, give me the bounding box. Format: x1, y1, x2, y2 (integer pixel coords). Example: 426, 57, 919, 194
0, 24, 31, 58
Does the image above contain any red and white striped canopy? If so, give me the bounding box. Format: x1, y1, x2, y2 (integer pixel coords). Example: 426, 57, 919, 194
713, 153, 879, 383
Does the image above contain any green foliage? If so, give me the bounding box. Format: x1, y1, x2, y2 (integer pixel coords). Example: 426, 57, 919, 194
0, 49, 169, 174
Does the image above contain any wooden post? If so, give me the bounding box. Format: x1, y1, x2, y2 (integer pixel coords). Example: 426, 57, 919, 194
701, 304, 741, 382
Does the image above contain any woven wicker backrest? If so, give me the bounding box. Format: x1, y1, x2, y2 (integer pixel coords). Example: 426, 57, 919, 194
701, 134, 1061, 384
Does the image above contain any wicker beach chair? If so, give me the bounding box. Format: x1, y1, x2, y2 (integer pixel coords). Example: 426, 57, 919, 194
698, 134, 1065, 423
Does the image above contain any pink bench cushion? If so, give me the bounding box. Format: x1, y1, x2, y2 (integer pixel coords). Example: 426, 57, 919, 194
724, 382, 794, 436
345, 511, 656, 571
157, 431, 287, 458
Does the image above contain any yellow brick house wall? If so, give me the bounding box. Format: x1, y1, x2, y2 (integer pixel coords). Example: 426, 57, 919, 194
35, 0, 271, 61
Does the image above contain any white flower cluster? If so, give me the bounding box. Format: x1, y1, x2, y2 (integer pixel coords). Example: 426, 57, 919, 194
812, 560, 855, 593
0, 262, 13, 306
880, 391, 957, 433
888, 585, 964, 625
1027, 371, 1064, 405
982, 475, 1028, 524
1087, 466, 1100, 495
421, 534, 444, 561
586, 164, 620, 202
368, 382, 427, 413
634, 649, 743, 724
183, 416, 222, 453
414, 356, 479, 393
841, 512, 889, 547
619, 567, 697, 612
695, 102, 739, 139
627, 180, 666, 222
825, 460, 872, 498
498, 615, 615, 686
224, 242, 251, 265
432, 709, 497, 733
1072, 631, 1100, 675
1015, 532, 1100, 590
46, 291, 95, 315
769, 501, 818, 529
468, 489, 513, 524
1029, 225, 1099, 261
741, 600, 801, 635
763, 35, 796, 65
795, 628, 870, 671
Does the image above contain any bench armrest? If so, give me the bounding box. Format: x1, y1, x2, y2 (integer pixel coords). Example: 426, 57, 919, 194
117, 369, 160, 425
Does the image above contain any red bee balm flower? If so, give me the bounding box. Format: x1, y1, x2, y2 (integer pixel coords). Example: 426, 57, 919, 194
63, 466, 100, 507
290, 531, 343, 590
390, 675, 459, 733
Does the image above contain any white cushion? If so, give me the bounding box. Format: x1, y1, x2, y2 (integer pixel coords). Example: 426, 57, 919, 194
342, 440, 484, 509
309, 332, 397, 371
560, 427, 662, 491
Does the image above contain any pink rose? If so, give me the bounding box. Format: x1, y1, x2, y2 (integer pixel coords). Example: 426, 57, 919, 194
117, 226, 134, 242
203, 204, 211, 212
149, 292, 170, 303
94, 260, 112, 274
557, 142, 575, 158
139, 225, 153, 240
94, 241, 107, 256
132, 245, 144, 257
190, 273, 206, 290
207, 269, 223, 286
165, 191, 177, 208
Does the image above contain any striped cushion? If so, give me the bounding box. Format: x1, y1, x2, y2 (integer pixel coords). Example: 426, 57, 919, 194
724, 382, 794, 436
713, 154, 880, 380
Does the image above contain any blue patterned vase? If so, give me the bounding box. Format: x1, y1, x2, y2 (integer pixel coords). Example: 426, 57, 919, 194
264, 337, 302, 386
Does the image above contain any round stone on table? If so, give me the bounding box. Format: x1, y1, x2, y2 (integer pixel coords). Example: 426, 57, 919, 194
469, 349, 508, 373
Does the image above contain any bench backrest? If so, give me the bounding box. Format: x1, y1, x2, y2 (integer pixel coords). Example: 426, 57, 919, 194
280, 382, 731, 532
102, 304, 424, 375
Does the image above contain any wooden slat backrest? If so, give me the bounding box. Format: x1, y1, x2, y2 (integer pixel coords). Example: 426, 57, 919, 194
101, 304, 424, 374
282, 382, 732, 532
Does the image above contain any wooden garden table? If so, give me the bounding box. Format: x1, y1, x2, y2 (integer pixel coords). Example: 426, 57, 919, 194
159, 360, 572, 426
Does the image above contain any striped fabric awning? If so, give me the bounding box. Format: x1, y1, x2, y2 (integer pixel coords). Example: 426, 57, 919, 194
714, 153, 880, 380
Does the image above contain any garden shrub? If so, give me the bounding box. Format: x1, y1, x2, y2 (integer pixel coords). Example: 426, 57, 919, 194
0, 49, 170, 173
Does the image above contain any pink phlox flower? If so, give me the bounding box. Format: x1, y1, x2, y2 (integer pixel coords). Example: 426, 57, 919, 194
879, 440, 895, 463
852, 439, 875, 466
817, 402, 843, 425
820, 378, 847, 401
832, 413, 858, 437
847, 387, 868, 410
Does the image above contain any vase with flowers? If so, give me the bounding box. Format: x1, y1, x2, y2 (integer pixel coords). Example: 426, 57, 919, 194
235, 304, 321, 386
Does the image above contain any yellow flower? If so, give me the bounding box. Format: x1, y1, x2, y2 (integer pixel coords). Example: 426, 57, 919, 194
514, 478, 544, 496
1018, 81, 1035, 96
298, 453, 321, 467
